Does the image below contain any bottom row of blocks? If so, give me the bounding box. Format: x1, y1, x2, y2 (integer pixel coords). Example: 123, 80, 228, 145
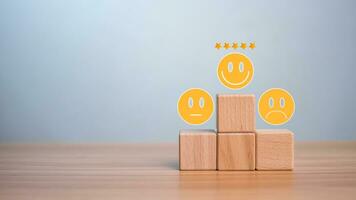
179, 129, 294, 171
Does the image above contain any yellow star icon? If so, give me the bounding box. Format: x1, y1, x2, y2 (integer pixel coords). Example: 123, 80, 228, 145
232, 42, 238, 49
249, 42, 256, 50
223, 42, 230, 49
241, 42, 247, 49
215, 42, 222, 50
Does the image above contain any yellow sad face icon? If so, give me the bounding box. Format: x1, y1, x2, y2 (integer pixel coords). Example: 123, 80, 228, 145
217, 53, 254, 89
177, 88, 214, 125
258, 88, 295, 125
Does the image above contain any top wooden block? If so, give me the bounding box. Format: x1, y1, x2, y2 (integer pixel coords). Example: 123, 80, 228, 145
217, 94, 256, 132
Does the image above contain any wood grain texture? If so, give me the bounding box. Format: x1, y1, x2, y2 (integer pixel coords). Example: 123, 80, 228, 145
218, 133, 255, 170
256, 129, 294, 170
1, 142, 356, 200
217, 94, 255, 132
179, 129, 216, 170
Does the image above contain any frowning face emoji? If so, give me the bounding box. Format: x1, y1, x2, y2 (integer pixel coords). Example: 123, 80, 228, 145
177, 88, 214, 125
258, 88, 295, 125
217, 53, 254, 90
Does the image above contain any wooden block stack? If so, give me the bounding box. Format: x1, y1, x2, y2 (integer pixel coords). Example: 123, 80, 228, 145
179, 94, 294, 171
217, 94, 256, 170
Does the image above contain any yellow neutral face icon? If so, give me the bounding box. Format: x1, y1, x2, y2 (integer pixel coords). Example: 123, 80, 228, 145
177, 88, 214, 125
217, 52, 254, 89
258, 88, 295, 125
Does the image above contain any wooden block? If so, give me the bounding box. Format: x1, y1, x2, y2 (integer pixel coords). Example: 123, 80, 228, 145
256, 129, 294, 170
217, 94, 255, 133
179, 129, 217, 170
217, 133, 255, 170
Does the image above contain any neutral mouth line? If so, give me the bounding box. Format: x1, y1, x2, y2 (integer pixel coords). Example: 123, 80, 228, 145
221, 71, 250, 86
190, 113, 203, 117
265, 110, 288, 119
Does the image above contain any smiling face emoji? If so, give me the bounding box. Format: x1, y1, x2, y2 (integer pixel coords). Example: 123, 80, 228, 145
217, 53, 254, 89
177, 88, 214, 125
258, 88, 295, 125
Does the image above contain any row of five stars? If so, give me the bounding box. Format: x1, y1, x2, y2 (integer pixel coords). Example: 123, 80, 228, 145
215, 42, 256, 50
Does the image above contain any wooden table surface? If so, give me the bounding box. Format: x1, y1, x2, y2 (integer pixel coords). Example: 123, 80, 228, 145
0, 142, 356, 200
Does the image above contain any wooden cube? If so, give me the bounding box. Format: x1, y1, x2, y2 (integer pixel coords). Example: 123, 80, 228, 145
217, 94, 255, 132
179, 129, 217, 170
256, 129, 294, 170
218, 133, 255, 170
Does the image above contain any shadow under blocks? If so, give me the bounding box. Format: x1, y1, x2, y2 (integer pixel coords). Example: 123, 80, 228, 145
179, 94, 294, 171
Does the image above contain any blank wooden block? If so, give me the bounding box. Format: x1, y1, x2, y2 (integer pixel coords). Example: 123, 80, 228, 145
217, 94, 255, 133
179, 129, 217, 170
256, 129, 294, 170
218, 133, 255, 170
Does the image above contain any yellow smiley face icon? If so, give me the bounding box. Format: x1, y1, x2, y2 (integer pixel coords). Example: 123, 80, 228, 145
258, 88, 295, 125
217, 52, 254, 89
177, 88, 214, 125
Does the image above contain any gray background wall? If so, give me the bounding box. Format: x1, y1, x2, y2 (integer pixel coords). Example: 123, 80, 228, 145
1, 0, 355, 143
